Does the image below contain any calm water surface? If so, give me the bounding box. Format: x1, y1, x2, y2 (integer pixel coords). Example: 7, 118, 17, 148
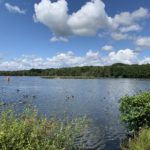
0, 77, 150, 150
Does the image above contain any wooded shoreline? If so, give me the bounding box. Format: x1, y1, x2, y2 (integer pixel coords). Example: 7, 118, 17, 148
0, 63, 150, 78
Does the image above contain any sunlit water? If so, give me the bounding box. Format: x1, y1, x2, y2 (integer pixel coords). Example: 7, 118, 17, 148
0, 77, 150, 150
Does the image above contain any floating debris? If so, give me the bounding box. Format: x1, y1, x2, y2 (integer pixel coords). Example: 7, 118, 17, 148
16, 89, 20, 92
32, 95, 36, 99
65, 95, 75, 101
23, 95, 29, 98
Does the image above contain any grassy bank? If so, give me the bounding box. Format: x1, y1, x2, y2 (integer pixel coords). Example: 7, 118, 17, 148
0, 107, 87, 150
41, 76, 96, 79
120, 91, 150, 150
122, 128, 150, 150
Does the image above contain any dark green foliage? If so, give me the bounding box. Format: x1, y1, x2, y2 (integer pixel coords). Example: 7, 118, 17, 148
120, 91, 150, 134
0, 63, 150, 78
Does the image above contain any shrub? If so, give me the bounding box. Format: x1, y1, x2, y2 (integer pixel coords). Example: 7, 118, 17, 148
120, 91, 150, 134
0, 107, 87, 150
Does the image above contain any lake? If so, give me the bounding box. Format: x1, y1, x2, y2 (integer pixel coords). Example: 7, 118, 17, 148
0, 77, 150, 150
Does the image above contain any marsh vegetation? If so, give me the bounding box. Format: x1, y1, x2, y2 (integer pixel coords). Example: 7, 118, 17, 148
0, 106, 87, 150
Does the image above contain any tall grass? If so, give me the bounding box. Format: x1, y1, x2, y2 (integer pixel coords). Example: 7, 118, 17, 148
122, 128, 150, 150
0, 107, 87, 150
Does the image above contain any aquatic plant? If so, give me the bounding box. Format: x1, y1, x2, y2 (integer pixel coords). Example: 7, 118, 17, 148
0, 107, 87, 150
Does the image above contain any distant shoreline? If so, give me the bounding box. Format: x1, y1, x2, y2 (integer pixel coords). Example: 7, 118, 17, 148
0, 63, 150, 78
0, 75, 150, 79
41, 76, 150, 79
41, 76, 97, 79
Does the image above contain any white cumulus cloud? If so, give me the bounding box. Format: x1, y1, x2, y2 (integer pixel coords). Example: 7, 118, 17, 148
0, 51, 102, 70
135, 37, 150, 48
119, 25, 142, 33
67, 0, 108, 36
139, 57, 150, 64
108, 7, 149, 29
34, 0, 70, 39
5, 3, 25, 14
0, 49, 149, 70
33, 0, 150, 41
107, 49, 137, 65
34, 0, 108, 39
50, 37, 68, 42
102, 45, 113, 51
108, 7, 149, 40
110, 32, 130, 40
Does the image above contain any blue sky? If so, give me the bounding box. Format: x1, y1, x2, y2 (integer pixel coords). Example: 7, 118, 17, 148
0, 0, 150, 70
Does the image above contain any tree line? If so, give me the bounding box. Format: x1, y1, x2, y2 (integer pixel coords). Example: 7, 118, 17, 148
0, 63, 150, 78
